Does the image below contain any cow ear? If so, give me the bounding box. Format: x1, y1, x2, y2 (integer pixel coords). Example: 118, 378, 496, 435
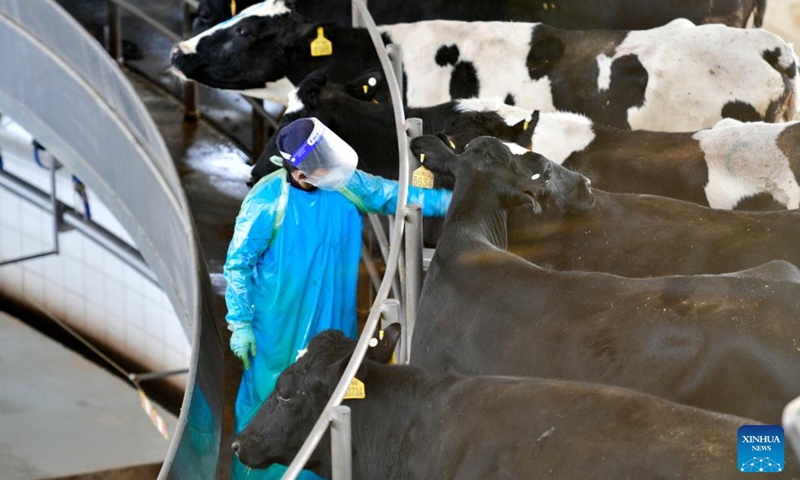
410, 135, 459, 177
345, 69, 383, 102
367, 323, 401, 364
513, 110, 538, 150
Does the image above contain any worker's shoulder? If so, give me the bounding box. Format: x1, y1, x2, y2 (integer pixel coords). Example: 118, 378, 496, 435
245, 169, 288, 204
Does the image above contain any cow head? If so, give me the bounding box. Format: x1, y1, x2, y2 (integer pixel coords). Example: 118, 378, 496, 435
411, 135, 593, 214
232, 325, 401, 475
410, 135, 552, 211
172, 0, 316, 90
451, 99, 539, 152
284, 68, 383, 122
516, 143, 594, 216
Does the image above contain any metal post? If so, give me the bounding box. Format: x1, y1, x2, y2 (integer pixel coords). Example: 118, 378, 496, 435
49, 157, 60, 254
406, 117, 423, 171
0, 159, 61, 266
387, 44, 403, 103
380, 299, 402, 364
351, 0, 367, 28
403, 204, 422, 362
330, 406, 352, 480
403, 118, 424, 362
107, 1, 123, 64
181, 1, 200, 121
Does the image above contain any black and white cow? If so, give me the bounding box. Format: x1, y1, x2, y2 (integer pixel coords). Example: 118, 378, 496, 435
193, 0, 767, 35
171, 1, 799, 130
456, 102, 800, 210
248, 70, 534, 186
409, 135, 800, 424
232, 327, 774, 479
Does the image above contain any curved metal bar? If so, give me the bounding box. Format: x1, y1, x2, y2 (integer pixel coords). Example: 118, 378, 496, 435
280, 0, 409, 476
0, 2, 224, 478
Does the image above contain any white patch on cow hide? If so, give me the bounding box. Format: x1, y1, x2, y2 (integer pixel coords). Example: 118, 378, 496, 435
532, 111, 595, 164
505, 142, 531, 156
693, 121, 800, 209
711, 118, 743, 129
455, 98, 532, 126
284, 88, 305, 114
622, 23, 799, 131
378, 22, 556, 111
180, 0, 291, 54
595, 54, 613, 92
233, 78, 296, 105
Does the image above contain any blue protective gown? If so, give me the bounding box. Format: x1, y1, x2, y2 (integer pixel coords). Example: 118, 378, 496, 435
224, 169, 451, 480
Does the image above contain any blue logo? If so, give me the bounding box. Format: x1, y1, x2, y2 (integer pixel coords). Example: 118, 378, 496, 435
738, 425, 785, 473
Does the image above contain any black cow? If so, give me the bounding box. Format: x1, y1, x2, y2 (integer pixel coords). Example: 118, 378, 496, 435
526, 112, 800, 210
232, 327, 776, 479
505, 185, 800, 278
172, 2, 798, 130
193, 0, 766, 35
248, 69, 534, 186
409, 135, 800, 424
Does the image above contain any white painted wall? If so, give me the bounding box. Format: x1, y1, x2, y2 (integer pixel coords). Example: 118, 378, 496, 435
0, 117, 189, 390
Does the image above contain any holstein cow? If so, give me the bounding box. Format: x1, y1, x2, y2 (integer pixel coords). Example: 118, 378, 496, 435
232, 327, 775, 479
410, 135, 800, 423
193, 0, 767, 34
458, 101, 800, 210
171, 1, 799, 130
248, 69, 534, 186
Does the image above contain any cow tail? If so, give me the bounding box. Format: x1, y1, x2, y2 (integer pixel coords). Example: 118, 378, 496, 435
753, 0, 767, 28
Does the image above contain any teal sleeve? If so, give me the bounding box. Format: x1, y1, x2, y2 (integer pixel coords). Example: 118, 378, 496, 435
339, 170, 452, 217
222, 185, 279, 328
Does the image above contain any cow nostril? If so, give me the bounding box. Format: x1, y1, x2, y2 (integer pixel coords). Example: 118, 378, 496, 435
232, 441, 241, 456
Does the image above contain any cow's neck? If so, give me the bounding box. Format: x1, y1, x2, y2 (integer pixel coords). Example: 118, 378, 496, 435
341, 364, 460, 478
284, 25, 379, 85
439, 169, 511, 255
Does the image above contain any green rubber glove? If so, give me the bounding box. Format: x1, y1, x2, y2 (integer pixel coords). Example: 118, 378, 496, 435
230, 325, 257, 370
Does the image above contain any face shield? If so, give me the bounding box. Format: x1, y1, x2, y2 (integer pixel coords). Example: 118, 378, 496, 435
284, 118, 358, 190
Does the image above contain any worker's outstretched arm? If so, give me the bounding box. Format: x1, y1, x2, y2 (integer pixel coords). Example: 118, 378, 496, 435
339, 169, 452, 216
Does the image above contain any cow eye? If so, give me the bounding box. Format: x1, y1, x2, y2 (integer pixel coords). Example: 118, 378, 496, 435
237, 26, 252, 37
278, 394, 291, 403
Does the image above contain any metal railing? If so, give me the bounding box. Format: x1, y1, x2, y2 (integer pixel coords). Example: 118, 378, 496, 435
0, 2, 222, 479
280, 0, 421, 477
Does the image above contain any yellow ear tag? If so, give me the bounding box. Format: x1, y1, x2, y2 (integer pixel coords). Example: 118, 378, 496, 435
344, 377, 366, 400
448, 140, 457, 150
310, 27, 333, 57
230, 0, 236, 16
523, 121, 529, 131
362, 85, 369, 94
412, 166, 435, 189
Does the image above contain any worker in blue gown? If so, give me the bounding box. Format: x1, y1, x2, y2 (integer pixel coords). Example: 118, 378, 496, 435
224, 117, 452, 479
